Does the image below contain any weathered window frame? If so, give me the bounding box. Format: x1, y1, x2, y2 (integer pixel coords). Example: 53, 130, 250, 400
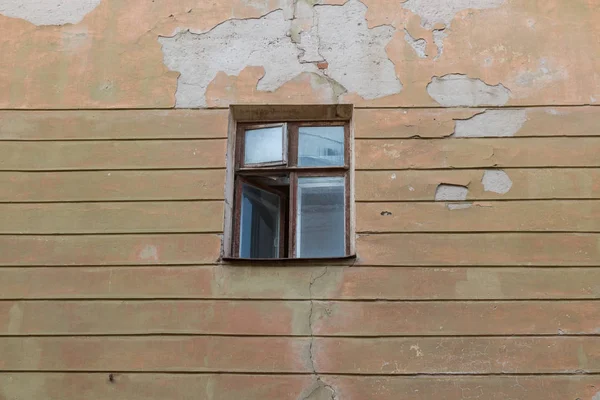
223, 105, 355, 261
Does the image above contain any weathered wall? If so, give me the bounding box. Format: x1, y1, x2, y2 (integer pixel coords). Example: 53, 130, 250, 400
1, 0, 600, 399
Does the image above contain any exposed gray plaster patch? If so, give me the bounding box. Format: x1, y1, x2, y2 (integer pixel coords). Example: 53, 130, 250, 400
447, 202, 473, 210
298, 30, 324, 63
159, 10, 315, 107
0, 0, 101, 25
427, 74, 511, 107
482, 170, 512, 194
139, 245, 159, 261
592, 391, 600, 400
404, 29, 427, 58
435, 184, 468, 201
454, 109, 527, 137
313, 0, 402, 99
160, 0, 402, 107
299, 379, 336, 400
432, 28, 447, 59
401, 0, 506, 29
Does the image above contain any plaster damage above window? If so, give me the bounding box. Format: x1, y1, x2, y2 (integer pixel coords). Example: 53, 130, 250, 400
158, 0, 402, 107
0, 0, 101, 26
401, 0, 507, 29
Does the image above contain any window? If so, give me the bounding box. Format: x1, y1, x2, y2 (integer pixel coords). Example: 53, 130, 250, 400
229, 120, 352, 259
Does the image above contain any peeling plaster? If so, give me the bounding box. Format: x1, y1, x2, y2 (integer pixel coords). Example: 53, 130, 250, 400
0, 0, 101, 26
427, 74, 511, 107
160, 0, 402, 107
435, 184, 468, 201
401, 0, 506, 29
432, 28, 447, 59
404, 29, 427, 59
139, 245, 159, 262
447, 203, 473, 210
312, 0, 403, 99
454, 109, 527, 137
159, 10, 314, 107
592, 391, 600, 400
401, 0, 505, 55
515, 58, 568, 89
482, 170, 513, 194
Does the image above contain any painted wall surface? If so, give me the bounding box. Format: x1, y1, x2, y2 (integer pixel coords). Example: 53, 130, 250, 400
1, 0, 600, 399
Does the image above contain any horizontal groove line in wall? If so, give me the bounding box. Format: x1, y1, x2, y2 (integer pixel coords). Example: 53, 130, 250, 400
3, 298, 600, 302
1, 198, 598, 205
0, 138, 226, 143
4, 135, 600, 142
0, 199, 225, 204
0, 371, 596, 377
1, 334, 599, 339
355, 166, 600, 172
3, 167, 600, 173
357, 230, 600, 234
4, 264, 600, 269
356, 135, 600, 140
2, 298, 600, 303
356, 199, 600, 203
1, 103, 599, 111
0, 231, 224, 236
352, 104, 600, 110
0, 168, 227, 173
5, 231, 596, 236
3, 231, 600, 236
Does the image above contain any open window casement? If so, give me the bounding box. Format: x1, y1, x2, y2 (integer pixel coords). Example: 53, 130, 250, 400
226, 116, 353, 260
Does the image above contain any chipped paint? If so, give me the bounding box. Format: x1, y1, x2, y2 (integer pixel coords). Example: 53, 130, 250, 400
482, 170, 513, 194
138, 245, 159, 262
404, 29, 427, 58
401, 0, 506, 29
0, 0, 101, 26
310, 0, 402, 99
159, 11, 313, 107
432, 28, 447, 59
454, 109, 528, 137
435, 184, 468, 201
427, 74, 511, 106
160, 0, 402, 106
447, 203, 473, 211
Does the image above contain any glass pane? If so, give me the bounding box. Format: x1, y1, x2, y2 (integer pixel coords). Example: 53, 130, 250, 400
296, 177, 345, 257
298, 126, 344, 167
240, 184, 281, 258
244, 126, 285, 165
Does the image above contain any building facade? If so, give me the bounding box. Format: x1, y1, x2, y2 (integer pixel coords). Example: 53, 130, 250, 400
1, 0, 600, 398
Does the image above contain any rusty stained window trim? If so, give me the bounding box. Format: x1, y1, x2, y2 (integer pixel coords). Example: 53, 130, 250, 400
229, 120, 352, 260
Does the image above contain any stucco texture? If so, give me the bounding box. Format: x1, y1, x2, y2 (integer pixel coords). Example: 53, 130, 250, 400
0, 0, 597, 108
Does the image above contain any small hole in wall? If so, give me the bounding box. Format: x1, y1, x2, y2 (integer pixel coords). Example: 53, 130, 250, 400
380, 211, 392, 216
108, 373, 116, 383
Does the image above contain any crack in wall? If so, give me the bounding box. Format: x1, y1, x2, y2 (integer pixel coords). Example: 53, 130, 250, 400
301, 266, 337, 400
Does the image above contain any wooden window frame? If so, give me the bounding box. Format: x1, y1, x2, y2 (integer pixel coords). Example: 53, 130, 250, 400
230, 121, 352, 260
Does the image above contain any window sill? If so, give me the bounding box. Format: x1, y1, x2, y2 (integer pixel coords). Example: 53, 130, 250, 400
221, 254, 357, 265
